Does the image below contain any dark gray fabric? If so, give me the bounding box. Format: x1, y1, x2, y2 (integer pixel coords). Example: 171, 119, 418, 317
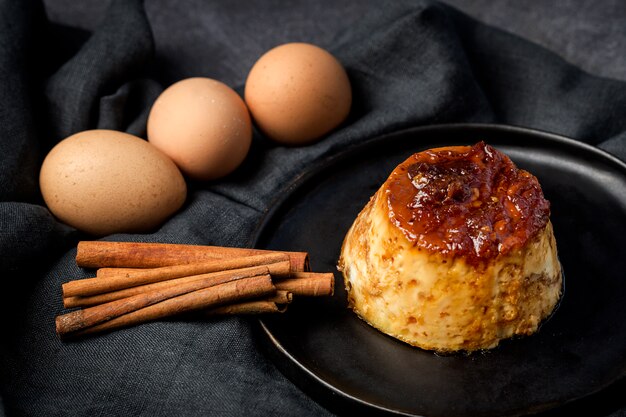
444, 0, 626, 82
2, 0, 626, 416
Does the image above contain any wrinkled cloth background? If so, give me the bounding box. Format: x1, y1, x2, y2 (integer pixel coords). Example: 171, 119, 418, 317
2, 0, 626, 416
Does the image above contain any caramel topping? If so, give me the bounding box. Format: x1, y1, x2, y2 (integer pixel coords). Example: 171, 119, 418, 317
385, 142, 550, 264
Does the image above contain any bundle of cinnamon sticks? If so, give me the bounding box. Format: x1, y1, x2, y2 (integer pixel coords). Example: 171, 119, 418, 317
56, 241, 334, 339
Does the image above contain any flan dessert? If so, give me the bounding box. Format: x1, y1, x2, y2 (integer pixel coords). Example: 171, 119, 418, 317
338, 142, 561, 352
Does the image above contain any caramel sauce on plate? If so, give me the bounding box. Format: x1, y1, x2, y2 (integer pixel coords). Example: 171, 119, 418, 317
385, 142, 550, 264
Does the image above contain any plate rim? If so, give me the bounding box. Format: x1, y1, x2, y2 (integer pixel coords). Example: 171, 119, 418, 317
249, 123, 626, 417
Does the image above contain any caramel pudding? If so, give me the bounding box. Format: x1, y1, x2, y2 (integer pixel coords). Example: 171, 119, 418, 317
338, 142, 561, 352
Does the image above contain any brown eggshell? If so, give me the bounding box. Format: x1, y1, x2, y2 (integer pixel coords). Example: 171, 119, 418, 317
147, 77, 253, 180
244, 42, 352, 145
39, 129, 187, 236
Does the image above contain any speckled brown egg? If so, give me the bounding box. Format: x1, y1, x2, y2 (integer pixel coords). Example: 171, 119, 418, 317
39, 129, 187, 236
244, 42, 352, 145
147, 77, 253, 180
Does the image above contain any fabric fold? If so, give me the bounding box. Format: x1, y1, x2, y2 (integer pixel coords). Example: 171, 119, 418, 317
0, 0, 47, 203
44, 0, 155, 143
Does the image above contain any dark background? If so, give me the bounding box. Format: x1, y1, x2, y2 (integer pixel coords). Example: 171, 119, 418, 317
2, 1, 625, 416
42, 0, 626, 84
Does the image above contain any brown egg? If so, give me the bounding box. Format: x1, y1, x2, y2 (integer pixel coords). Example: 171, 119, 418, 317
147, 77, 252, 180
244, 42, 352, 145
39, 129, 187, 236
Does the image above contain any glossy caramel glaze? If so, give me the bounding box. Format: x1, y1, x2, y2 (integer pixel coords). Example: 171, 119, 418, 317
385, 141, 550, 265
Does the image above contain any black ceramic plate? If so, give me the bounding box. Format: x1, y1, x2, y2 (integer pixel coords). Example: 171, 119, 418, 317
251, 124, 626, 417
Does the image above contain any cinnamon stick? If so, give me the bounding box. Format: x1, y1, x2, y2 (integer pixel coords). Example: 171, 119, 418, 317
65, 269, 331, 308
57, 265, 272, 337
63, 274, 275, 338
63, 264, 282, 308
201, 291, 293, 316
76, 241, 309, 272
274, 272, 335, 296
97, 267, 144, 278
263, 290, 293, 305
95, 260, 293, 279
96, 267, 140, 278
204, 301, 288, 315
63, 253, 289, 298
